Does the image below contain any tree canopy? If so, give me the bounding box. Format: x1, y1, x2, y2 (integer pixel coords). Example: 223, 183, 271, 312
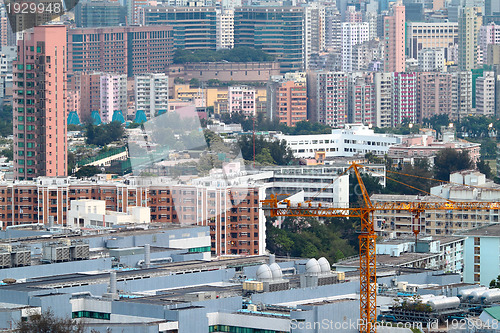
238, 135, 295, 166
16, 309, 85, 333
434, 148, 473, 181
173, 47, 274, 64
266, 217, 357, 263
85, 121, 125, 146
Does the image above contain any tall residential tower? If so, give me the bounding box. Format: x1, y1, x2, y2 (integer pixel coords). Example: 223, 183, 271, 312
13, 25, 67, 180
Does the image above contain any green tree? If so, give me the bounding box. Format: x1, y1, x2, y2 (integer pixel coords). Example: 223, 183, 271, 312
255, 147, 275, 165
1, 145, 13, 161
75, 165, 101, 178
86, 122, 125, 146
16, 309, 86, 333
477, 159, 493, 179
434, 148, 473, 181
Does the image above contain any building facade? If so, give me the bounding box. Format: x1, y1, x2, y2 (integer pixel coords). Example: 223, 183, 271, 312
75, 1, 125, 28
13, 25, 67, 180
68, 26, 174, 77
417, 72, 453, 121
384, 3, 406, 72
276, 80, 307, 127
341, 22, 369, 72
276, 124, 401, 159
234, 7, 303, 73
406, 22, 458, 61
392, 72, 417, 126
312, 71, 348, 127
141, 7, 217, 50
100, 73, 128, 123
228, 86, 256, 116
458, 7, 482, 71
135, 73, 169, 119
475, 71, 496, 117
216, 9, 234, 50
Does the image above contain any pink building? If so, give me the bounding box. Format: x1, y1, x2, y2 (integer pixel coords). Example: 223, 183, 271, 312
393, 72, 417, 126
13, 26, 67, 180
228, 86, 256, 116
277, 80, 307, 127
316, 72, 348, 128
384, 3, 406, 72
388, 133, 481, 165
348, 75, 375, 125
417, 72, 453, 121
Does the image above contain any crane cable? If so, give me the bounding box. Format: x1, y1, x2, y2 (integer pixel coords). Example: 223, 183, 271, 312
365, 168, 456, 204
386, 169, 500, 192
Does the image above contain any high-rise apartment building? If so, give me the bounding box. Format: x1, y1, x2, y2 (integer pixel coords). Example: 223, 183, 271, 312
341, 22, 369, 72
418, 48, 445, 71
392, 72, 417, 126
216, 9, 234, 50
13, 26, 67, 180
312, 72, 348, 127
417, 72, 453, 121
365, 11, 378, 40
373, 72, 393, 128
458, 7, 482, 71
234, 7, 303, 73
276, 80, 307, 127
100, 74, 127, 123
135, 74, 169, 120
348, 74, 375, 125
128, 0, 148, 24
325, 6, 341, 53
478, 23, 500, 65
475, 71, 496, 117
141, 7, 217, 50
68, 26, 174, 77
303, 3, 326, 70
384, 3, 405, 72
76, 73, 102, 123
75, 0, 126, 27
451, 71, 473, 120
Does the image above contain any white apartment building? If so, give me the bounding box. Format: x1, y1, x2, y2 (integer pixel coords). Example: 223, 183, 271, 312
478, 23, 499, 65
451, 71, 473, 120
67, 199, 151, 229
341, 22, 370, 72
276, 124, 401, 159
99, 73, 127, 123
374, 72, 393, 128
476, 71, 496, 117
135, 73, 169, 119
216, 9, 234, 49
418, 48, 446, 72
262, 164, 386, 207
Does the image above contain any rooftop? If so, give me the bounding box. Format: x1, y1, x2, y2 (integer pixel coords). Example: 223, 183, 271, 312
456, 223, 500, 237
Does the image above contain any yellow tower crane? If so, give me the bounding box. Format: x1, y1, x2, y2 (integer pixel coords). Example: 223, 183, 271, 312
261, 163, 500, 333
